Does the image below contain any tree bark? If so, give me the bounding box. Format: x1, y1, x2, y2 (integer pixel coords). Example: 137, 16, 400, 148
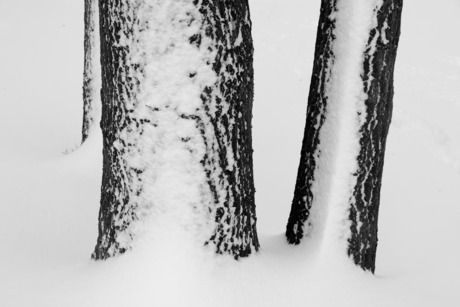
92, 0, 258, 260
285, 0, 336, 246
82, 0, 100, 143
286, 0, 402, 272
348, 0, 403, 273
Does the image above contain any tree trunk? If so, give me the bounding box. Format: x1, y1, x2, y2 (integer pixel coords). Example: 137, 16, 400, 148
92, 0, 258, 260
286, 0, 402, 272
82, 0, 100, 143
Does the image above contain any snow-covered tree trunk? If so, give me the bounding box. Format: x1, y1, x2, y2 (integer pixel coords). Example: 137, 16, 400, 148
92, 0, 258, 260
286, 0, 402, 272
81, 0, 100, 143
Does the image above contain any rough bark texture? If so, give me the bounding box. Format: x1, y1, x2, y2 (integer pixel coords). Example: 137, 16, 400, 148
348, 0, 403, 273
92, 0, 258, 260
198, 0, 259, 257
92, 0, 141, 259
82, 0, 100, 143
285, 0, 402, 273
286, 0, 337, 244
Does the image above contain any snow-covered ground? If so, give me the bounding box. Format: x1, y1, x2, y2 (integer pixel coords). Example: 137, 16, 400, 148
1, 0, 459, 306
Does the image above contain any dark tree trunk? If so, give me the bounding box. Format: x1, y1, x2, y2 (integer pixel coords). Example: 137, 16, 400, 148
285, 0, 337, 245
82, 0, 100, 143
348, 0, 403, 273
286, 0, 402, 273
92, 0, 258, 260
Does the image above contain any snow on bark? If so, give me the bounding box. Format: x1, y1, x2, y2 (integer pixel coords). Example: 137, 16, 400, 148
348, 0, 402, 272
92, 0, 258, 260
82, 0, 101, 143
286, 0, 402, 272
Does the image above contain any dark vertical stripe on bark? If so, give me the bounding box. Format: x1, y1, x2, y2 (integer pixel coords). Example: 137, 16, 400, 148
348, 0, 403, 272
286, 0, 337, 244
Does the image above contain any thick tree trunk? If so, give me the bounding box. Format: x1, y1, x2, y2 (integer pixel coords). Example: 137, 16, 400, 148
92, 0, 258, 260
348, 0, 403, 272
82, 0, 100, 143
286, 0, 402, 272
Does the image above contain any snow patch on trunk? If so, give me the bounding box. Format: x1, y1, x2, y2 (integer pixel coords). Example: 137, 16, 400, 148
126, 1, 217, 244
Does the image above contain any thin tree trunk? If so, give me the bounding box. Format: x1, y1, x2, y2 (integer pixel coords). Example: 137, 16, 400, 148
285, 0, 336, 245
286, 0, 402, 272
82, 0, 100, 143
92, 0, 258, 260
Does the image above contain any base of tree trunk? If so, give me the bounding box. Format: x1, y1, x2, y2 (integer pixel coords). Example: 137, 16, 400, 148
93, 0, 258, 260
285, 0, 402, 273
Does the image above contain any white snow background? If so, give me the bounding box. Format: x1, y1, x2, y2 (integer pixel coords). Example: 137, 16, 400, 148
1, 0, 459, 306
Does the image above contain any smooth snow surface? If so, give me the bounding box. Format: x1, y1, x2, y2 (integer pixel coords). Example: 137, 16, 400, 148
1, 0, 460, 306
